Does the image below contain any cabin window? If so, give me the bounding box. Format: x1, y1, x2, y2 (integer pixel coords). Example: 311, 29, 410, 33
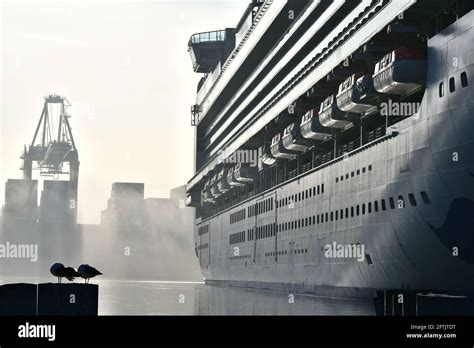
336, 177, 339, 183
356, 205, 360, 216
357, 169, 360, 175
362, 204, 366, 215
408, 193, 417, 206
381, 199, 386, 211
351, 206, 354, 217
420, 191, 431, 205
368, 202, 372, 214
374, 201, 378, 212
368, 165, 372, 171
321, 184, 325, 193
330, 212, 334, 221
439, 82, 444, 97
366, 254, 374, 266
461, 72, 468, 88
351, 172, 355, 177
389, 197, 395, 209
325, 212, 328, 221
449, 77, 455, 93
362, 167, 366, 173
313, 216, 316, 225
341, 176, 344, 182
335, 211, 338, 220
317, 215, 320, 224
398, 195, 405, 208
345, 208, 349, 218
340, 209, 343, 219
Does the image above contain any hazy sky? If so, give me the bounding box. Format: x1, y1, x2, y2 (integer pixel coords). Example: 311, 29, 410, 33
0, 0, 248, 224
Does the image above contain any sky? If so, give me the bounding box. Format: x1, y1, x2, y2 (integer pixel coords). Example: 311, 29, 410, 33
0, 0, 248, 224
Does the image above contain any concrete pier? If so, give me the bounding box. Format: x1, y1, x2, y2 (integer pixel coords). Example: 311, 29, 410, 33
0, 283, 98, 315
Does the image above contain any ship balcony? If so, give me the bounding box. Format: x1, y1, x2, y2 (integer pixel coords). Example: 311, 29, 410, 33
300, 109, 333, 141
282, 122, 312, 152
270, 133, 298, 159
227, 167, 246, 188
318, 95, 352, 129
233, 163, 257, 184
373, 46, 426, 95
336, 73, 381, 115
188, 29, 236, 74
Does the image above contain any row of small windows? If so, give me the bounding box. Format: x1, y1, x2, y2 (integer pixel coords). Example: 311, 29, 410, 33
229, 254, 251, 260
439, 71, 469, 97
277, 184, 325, 209
248, 198, 273, 218
335, 165, 372, 183
198, 243, 208, 250
264, 249, 308, 257
275, 192, 431, 231
249, 223, 276, 241
229, 231, 245, 245
230, 209, 246, 224
231, 191, 431, 242
198, 225, 209, 236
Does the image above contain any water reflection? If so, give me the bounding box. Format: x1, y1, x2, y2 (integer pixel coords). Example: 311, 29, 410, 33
0, 277, 375, 315
98, 280, 375, 316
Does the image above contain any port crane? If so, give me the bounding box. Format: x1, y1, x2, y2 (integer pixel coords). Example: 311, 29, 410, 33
21, 95, 79, 187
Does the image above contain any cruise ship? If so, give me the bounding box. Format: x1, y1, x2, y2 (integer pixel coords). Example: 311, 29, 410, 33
186, 0, 474, 298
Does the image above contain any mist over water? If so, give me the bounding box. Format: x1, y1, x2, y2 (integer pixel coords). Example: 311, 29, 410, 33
82, 185, 202, 282
0, 181, 202, 283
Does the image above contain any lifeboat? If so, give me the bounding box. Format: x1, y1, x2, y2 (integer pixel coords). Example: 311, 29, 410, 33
260, 145, 277, 166
201, 180, 216, 204
282, 122, 313, 152
336, 73, 383, 115
216, 167, 230, 193
318, 95, 352, 129
270, 132, 298, 159
372, 46, 426, 95
300, 109, 332, 141
227, 165, 246, 188
210, 173, 222, 198
233, 162, 258, 184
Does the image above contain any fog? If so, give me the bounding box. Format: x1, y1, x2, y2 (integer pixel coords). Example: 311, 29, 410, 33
0, 0, 248, 282
1, 0, 248, 224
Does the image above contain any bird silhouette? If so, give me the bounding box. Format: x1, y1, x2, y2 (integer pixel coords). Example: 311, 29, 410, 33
78, 264, 102, 284
50, 263, 81, 283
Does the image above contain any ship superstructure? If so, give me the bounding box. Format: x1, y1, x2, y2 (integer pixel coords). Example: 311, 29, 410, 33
186, 0, 474, 297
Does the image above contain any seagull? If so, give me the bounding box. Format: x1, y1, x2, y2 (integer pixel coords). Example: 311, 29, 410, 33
78, 264, 102, 284
50, 263, 80, 283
